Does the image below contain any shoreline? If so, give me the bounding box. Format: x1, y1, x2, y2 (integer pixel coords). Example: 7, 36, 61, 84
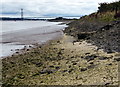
2, 34, 119, 85
1, 33, 64, 59
0, 21, 67, 58
2, 1, 120, 85
1, 19, 120, 85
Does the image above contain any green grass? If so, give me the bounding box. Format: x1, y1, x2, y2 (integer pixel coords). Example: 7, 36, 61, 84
79, 11, 119, 22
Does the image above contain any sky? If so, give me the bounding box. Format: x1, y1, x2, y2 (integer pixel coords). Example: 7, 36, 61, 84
0, 0, 117, 17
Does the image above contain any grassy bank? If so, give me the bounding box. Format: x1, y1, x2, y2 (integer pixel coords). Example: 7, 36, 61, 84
2, 35, 119, 86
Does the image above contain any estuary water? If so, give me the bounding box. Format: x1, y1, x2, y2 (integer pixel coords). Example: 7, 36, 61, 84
0, 21, 67, 58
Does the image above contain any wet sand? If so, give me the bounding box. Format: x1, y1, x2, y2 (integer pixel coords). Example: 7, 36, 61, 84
0, 22, 66, 58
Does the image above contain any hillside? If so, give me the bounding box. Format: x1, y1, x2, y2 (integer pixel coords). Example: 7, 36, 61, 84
64, 1, 120, 53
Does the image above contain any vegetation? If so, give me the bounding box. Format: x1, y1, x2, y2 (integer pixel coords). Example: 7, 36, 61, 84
79, 1, 120, 22
98, 1, 120, 13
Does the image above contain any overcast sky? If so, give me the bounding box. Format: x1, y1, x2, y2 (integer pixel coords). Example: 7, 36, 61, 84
0, 0, 117, 17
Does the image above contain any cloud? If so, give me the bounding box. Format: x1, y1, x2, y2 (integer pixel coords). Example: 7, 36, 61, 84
0, 0, 116, 17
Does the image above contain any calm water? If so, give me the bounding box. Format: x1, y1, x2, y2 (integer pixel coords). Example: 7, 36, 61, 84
0, 21, 67, 58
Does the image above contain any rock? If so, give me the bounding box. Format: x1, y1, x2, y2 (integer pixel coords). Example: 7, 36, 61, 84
10, 62, 14, 64
66, 61, 69, 64
57, 41, 60, 43
87, 64, 96, 69
16, 52, 19, 54
61, 70, 68, 73
81, 56, 84, 58
77, 33, 89, 39
26, 49, 29, 51
105, 82, 110, 85
40, 68, 56, 74
15, 49, 19, 51
114, 58, 120, 61
80, 68, 87, 72
61, 48, 64, 50
58, 62, 60, 65
29, 45, 32, 48
73, 62, 77, 65
68, 69, 74, 73
17, 74, 25, 79
32, 62, 42, 67
32, 73, 39, 76
39, 46, 42, 48
107, 63, 112, 65
40, 81, 44, 83
85, 53, 90, 55
99, 56, 109, 60
89, 62, 94, 64
84, 54, 98, 61
55, 66, 60, 70
101, 24, 113, 31
114, 12, 120, 18
71, 56, 74, 58
58, 51, 62, 55
49, 65, 54, 68
69, 65, 72, 68
107, 49, 113, 54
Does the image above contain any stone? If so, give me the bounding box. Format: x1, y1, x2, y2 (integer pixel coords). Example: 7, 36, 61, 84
99, 56, 109, 60
69, 65, 72, 68
34, 62, 43, 67
108, 63, 112, 65
68, 69, 74, 73
62, 70, 68, 73
49, 65, 54, 68
89, 62, 94, 64
80, 68, 87, 72
17, 74, 25, 79
84, 54, 98, 61
114, 58, 120, 61
55, 66, 60, 70
87, 64, 96, 69
26, 49, 29, 51
16, 52, 19, 54
85, 53, 90, 55
71, 56, 74, 58
73, 62, 77, 65
77, 33, 89, 39
40, 69, 56, 74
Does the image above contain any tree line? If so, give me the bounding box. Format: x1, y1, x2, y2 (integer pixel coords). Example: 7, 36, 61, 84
98, 1, 120, 13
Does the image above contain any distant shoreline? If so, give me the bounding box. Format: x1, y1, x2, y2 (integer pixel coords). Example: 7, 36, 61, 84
0, 16, 80, 21
0, 17, 46, 21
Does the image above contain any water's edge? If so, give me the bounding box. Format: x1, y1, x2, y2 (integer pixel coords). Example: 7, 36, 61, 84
0, 21, 67, 58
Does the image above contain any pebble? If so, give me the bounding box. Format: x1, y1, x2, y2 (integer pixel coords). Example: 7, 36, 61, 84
40, 69, 55, 74
114, 58, 120, 61
80, 68, 87, 72
99, 56, 109, 60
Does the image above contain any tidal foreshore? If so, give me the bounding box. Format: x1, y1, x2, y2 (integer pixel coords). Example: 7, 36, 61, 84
2, 1, 120, 86
2, 33, 119, 86
2, 20, 120, 86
